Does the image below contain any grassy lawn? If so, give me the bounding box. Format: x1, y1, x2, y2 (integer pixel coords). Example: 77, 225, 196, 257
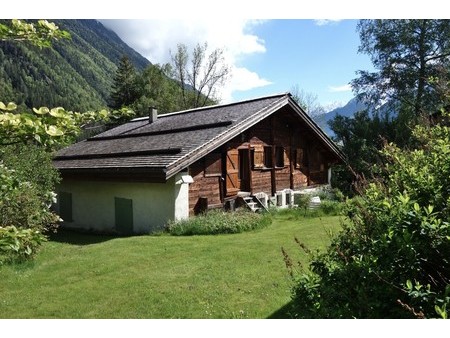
0, 213, 341, 319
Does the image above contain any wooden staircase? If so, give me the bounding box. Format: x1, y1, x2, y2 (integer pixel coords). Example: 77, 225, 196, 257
241, 195, 269, 213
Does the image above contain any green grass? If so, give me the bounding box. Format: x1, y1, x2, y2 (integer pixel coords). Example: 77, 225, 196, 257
0, 214, 341, 319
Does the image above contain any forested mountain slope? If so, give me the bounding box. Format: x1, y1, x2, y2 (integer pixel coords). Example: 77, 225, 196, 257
0, 19, 150, 111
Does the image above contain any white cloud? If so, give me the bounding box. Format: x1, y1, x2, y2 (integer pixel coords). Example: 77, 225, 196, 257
221, 66, 272, 103
314, 19, 343, 26
328, 84, 352, 92
99, 19, 271, 103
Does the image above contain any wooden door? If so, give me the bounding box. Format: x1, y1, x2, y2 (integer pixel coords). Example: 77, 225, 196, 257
115, 197, 133, 235
239, 149, 251, 192
225, 149, 239, 196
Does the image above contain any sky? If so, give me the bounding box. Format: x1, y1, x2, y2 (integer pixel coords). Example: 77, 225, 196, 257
99, 19, 372, 108
5, 0, 442, 111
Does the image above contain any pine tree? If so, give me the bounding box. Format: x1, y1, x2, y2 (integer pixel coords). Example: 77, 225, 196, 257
110, 55, 139, 109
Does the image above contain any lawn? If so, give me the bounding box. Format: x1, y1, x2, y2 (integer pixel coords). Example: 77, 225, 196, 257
0, 213, 341, 319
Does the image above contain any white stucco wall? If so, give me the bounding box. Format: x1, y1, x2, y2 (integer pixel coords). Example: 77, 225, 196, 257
174, 172, 190, 221
55, 176, 190, 234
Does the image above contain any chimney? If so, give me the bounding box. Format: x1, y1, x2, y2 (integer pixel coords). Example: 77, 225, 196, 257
149, 107, 158, 123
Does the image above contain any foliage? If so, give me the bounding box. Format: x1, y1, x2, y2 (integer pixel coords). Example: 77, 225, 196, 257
352, 19, 450, 118
170, 42, 230, 109
132, 63, 182, 115
0, 19, 149, 112
110, 55, 140, 109
332, 19, 450, 196
288, 118, 450, 318
0, 101, 122, 149
166, 209, 272, 236
0, 161, 59, 231
329, 108, 415, 195
0, 225, 47, 264
0, 19, 136, 265
294, 193, 311, 211
0, 19, 70, 47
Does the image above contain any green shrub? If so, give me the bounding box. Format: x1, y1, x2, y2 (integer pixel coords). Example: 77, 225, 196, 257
0, 226, 46, 264
318, 200, 343, 215
166, 209, 272, 236
0, 161, 60, 232
294, 194, 310, 210
289, 121, 450, 318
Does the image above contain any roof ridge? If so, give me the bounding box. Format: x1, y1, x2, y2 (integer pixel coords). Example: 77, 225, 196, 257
131, 92, 290, 121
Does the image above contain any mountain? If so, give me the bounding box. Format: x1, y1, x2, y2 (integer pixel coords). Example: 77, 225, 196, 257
0, 19, 151, 112
313, 97, 367, 137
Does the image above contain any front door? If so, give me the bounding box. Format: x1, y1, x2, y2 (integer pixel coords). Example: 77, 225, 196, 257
225, 149, 239, 196
225, 148, 251, 196
238, 149, 250, 192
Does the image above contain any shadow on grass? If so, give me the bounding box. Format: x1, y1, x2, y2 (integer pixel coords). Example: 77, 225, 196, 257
267, 301, 296, 319
48, 228, 118, 246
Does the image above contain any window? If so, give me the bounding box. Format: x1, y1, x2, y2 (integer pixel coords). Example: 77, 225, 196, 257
264, 146, 273, 168
275, 146, 285, 168
59, 191, 73, 222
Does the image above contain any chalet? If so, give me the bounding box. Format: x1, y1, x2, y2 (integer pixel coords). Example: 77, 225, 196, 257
53, 93, 345, 234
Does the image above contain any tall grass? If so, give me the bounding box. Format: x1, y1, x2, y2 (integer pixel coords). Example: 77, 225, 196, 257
166, 209, 272, 236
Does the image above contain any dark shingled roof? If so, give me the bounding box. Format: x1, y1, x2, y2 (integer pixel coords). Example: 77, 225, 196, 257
53, 93, 344, 180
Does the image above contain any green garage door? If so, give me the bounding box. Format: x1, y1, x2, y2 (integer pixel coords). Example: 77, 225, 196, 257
115, 197, 133, 235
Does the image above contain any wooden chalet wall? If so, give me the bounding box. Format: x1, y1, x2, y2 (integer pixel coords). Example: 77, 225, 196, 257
188, 107, 337, 214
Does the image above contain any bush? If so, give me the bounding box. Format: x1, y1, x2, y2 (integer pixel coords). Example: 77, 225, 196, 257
288, 121, 450, 318
294, 194, 310, 210
318, 200, 343, 215
166, 209, 272, 236
0, 226, 46, 264
0, 161, 59, 232
0, 144, 60, 263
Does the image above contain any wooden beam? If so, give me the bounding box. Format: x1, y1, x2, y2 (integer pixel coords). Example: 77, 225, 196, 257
270, 116, 276, 196
248, 143, 253, 194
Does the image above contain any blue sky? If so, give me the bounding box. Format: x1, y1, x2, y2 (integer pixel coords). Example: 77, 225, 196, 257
99, 19, 374, 108
231, 20, 374, 106
5, 0, 435, 109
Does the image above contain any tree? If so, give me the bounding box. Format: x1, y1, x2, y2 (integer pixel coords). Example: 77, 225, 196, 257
328, 108, 414, 195
110, 55, 140, 109
170, 42, 230, 109
132, 63, 181, 115
352, 20, 450, 118
290, 85, 325, 117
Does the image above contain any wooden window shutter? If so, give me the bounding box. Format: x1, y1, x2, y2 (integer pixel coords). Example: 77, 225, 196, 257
253, 145, 264, 169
